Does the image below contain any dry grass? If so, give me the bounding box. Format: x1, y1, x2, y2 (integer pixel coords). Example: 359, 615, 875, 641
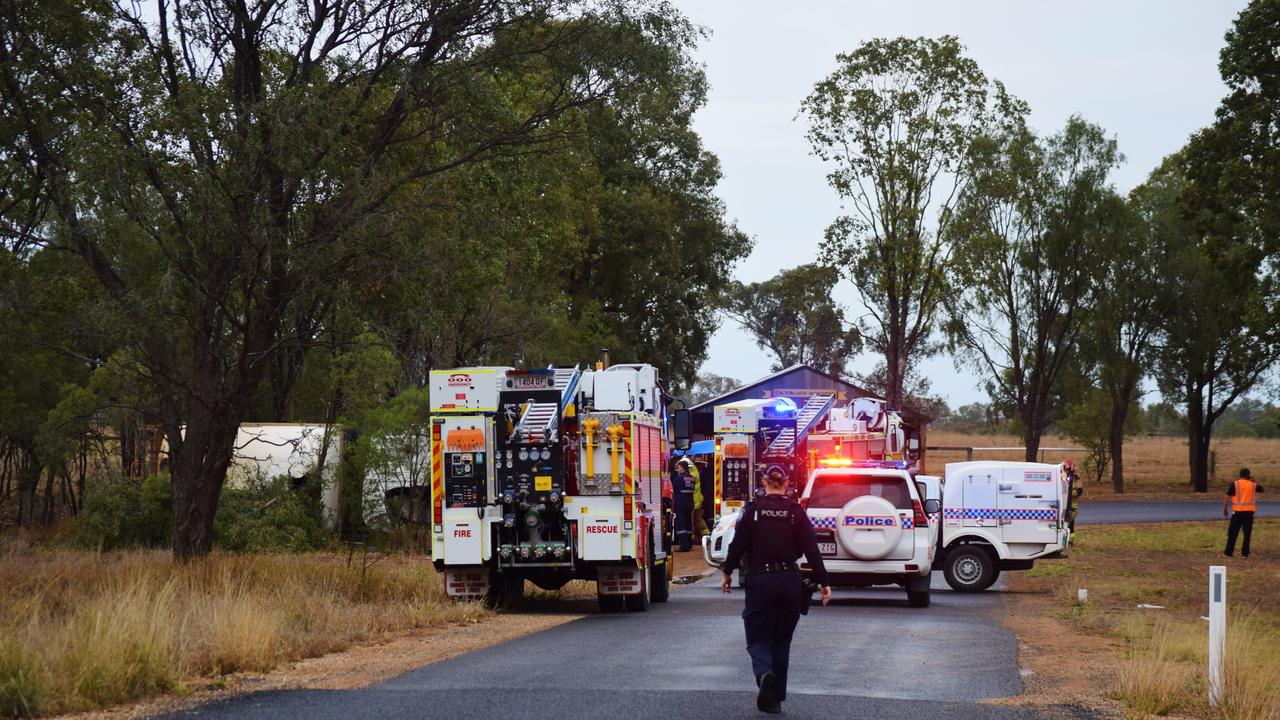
928, 431, 1280, 498
1006, 519, 1280, 719
0, 549, 487, 717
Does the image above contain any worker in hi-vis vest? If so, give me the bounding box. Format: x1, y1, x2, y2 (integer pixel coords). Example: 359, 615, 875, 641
1224, 467, 1265, 558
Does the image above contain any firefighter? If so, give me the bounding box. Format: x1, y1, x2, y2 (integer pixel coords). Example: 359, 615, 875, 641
688, 459, 710, 540
673, 458, 697, 551
1224, 468, 1265, 557
721, 466, 832, 714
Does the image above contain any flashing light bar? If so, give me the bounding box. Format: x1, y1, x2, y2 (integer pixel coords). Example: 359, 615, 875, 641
817, 457, 910, 470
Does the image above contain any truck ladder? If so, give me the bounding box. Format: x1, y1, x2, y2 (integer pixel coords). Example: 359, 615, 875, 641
762, 394, 835, 458
512, 365, 581, 443
551, 365, 582, 407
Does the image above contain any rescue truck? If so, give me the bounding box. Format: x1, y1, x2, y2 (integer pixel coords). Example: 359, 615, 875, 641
429, 362, 673, 612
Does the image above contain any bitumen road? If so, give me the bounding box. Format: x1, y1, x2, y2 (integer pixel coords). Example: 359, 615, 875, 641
166, 573, 1069, 720
1076, 500, 1280, 524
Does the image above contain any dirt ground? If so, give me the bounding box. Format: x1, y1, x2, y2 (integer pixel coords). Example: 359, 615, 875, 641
994, 519, 1280, 719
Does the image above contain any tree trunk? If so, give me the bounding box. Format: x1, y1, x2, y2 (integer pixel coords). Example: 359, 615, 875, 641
1109, 399, 1128, 494
168, 406, 241, 560
337, 428, 366, 542
16, 458, 39, 527
1186, 386, 1209, 493
884, 339, 905, 409
1021, 404, 1041, 462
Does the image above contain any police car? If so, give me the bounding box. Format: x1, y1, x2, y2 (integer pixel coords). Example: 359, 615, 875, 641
798, 462, 939, 607
704, 461, 940, 607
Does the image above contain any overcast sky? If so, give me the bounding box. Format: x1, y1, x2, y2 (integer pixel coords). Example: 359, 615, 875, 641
672, 0, 1248, 407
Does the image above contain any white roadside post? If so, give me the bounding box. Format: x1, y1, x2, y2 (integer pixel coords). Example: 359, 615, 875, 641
1208, 565, 1227, 708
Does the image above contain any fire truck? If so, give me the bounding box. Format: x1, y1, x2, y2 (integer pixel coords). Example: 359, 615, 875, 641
709, 394, 837, 522
429, 362, 673, 612
703, 397, 913, 568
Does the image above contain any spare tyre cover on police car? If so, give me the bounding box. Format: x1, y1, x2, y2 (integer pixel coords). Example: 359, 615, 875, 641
836, 495, 903, 560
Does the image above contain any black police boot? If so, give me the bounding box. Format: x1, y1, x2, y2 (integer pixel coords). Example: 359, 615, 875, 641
757, 671, 780, 713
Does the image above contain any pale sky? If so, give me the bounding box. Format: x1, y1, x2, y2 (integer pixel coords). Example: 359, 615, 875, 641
674, 0, 1248, 407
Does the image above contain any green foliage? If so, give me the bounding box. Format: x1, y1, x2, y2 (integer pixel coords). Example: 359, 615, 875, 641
356, 388, 431, 523
0, 639, 45, 719
1144, 402, 1187, 436
721, 264, 860, 375
933, 402, 1003, 435
76, 474, 172, 550
945, 116, 1121, 457
214, 477, 327, 554
687, 373, 742, 406
801, 35, 1027, 407
1060, 389, 1143, 483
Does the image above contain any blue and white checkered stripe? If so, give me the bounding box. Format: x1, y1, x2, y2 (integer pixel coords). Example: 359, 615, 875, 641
901, 516, 915, 529
927, 513, 940, 525
943, 508, 1056, 521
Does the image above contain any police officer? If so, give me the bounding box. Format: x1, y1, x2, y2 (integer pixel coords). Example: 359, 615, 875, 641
721, 466, 832, 713
1224, 468, 1265, 557
673, 458, 697, 551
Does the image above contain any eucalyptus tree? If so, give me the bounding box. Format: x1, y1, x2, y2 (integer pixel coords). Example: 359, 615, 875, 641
721, 264, 861, 376
1156, 0, 1280, 492
944, 117, 1120, 461
0, 0, 691, 558
800, 36, 1026, 409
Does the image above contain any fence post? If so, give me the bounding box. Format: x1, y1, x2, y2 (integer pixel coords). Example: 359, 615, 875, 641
1209, 565, 1227, 707
966, 447, 973, 461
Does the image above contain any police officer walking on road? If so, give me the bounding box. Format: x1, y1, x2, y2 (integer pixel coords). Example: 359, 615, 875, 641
1224, 467, 1265, 557
721, 466, 832, 714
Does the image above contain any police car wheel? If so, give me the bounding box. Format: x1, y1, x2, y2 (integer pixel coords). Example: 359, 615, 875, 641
907, 589, 930, 608
984, 568, 1001, 591
944, 546, 994, 593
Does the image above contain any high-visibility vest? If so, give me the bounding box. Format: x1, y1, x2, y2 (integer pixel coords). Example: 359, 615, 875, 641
1232, 479, 1258, 513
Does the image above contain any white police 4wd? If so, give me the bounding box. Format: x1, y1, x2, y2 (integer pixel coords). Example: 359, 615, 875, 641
800, 465, 940, 608
935, 461, 1072, 592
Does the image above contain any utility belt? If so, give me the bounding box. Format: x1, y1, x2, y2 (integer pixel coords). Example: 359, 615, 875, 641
751, 560, 797, 574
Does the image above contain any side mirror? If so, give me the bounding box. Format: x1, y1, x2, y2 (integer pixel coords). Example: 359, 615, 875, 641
923, 498, 941, 515
672, 408, 691, 451
1072, 486, 1084, 499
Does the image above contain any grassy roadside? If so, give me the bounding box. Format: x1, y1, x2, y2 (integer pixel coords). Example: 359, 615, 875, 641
1003, 519, 1280, 719
0, 549, 488, 718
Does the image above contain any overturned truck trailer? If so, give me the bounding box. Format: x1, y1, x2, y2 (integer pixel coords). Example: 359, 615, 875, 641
429, 363, 674, 611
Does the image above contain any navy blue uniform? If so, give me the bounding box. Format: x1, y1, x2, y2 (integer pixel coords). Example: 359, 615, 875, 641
723, 493, 829, 703
673, 470, 696, 551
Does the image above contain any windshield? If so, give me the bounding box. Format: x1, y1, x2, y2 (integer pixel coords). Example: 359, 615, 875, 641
807, 473, 911, 510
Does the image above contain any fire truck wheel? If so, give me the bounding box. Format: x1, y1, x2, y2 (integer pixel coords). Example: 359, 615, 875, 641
943, 545, 995, 593
483, 575, 524, 610
598, 592, 625, 613
650, 547, 670, 603
625, 564, 651, 612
